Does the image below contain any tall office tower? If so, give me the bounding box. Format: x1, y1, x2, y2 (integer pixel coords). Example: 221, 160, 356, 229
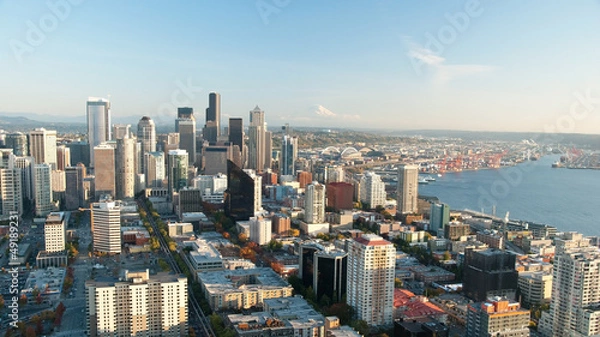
539, 233, 600, 337
397, 164, 419, 214
430, 203, 451, 234
51, 170, 66, 204
137, 116, 156, 154
203, 92, 221, 144
34, 163, 54, 217
176, 110, 196, 165
305, 182, 326, 224
0, 154, 23, 216
326, 182, 354, 211
224, 160, 262, 221
93, 144, 116, 199
111, 124, 130, 140
347, 234, 395, 326
144, 151, 165, 188
14, 156, 35, 204
44, 212, 66, 253
249, 216, 272, 245
167, 149, 188, 196
67, 140, 90, 167
466, 297, 530, 337
299, 242, 348, 302
56, 145, 71, 171
326, 165, 345, 184
264, 131, 272, 170
247, 106, 267, 171
87, 97, 111, 167
281, 134, 298, 176
65, 164, 87, 210
228, 118, 243, 150
115, 136, 135, 199
160, 132, 180, 153
91, 199, 121, 254
6, 132, 28, 156
29, 128, 57, 169
86, 270, 188, 337
359, 172, 386, 209
463, 248, 518, 302
314, 248, 347, 302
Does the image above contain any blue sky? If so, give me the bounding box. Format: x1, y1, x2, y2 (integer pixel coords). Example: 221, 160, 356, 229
1, 1, 599, 132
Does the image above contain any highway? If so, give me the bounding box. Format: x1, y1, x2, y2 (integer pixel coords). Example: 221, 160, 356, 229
137, 198, 215, 337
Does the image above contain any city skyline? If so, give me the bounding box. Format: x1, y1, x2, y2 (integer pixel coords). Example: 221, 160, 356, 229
1, 2, 600, 133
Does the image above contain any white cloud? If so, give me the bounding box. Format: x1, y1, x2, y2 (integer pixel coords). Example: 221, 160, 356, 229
404, 37, 494, 83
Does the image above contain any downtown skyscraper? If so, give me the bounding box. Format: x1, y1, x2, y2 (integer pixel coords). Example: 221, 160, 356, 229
397, 164, 419, 214
305, 181, 325, 224
247, 106, 271, 172
281, 134, 298, 176
29, 128, 57, 169
176, 108, 196, 165
86, 97, 111, 168
204, 92, 221, 144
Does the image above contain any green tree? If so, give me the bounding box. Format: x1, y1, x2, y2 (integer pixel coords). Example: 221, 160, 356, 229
350, 320, 370, 336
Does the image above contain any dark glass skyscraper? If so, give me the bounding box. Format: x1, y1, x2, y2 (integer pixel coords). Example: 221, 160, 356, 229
228, 118, 243, 149
204, 92, 221, 144
224, 160, 259, 221
176, 107, 196, 165
463, 248, 518, 302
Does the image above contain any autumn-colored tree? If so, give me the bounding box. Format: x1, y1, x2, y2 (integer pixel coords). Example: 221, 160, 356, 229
35, 320, 43, 336
238, 233, 248, 243
222, 232, 230, 239
0, 294, 4, 308
19, 294, 27, 306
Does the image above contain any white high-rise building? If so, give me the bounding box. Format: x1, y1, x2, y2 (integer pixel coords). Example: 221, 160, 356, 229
44, 212, 66, 253
87, 97, 111, 167
34, 163, 54, 217
359, 172, 386, 209
0, 153, 22, 216
192, 173, 227, 194
539, 232, 600, 337
244, 169, 263, 216
347, 234, 395, 326
29, 128, 57, 169
137, 116, 156, 156
305, 181, 326, 224
247, 106, 270, 171
249, 216, 272, 245
91, 200, 121, 254
144, 151, 165, 188
116, 136, 135, 199
397, 164, 419, 214
86, 269, 188, 337
111, 124, 130, 140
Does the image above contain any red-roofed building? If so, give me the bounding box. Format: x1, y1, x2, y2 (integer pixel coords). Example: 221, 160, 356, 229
395, 294, 447, 323
394, 288, 415, 308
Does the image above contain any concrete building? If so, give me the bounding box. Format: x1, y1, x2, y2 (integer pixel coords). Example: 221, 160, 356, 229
272, 214, 291, 235
305, 182, 326, 224
116, 135, 136, 199
144, 151, 165, 188
0, 162, 23, 216
86, 269, 188, 337
347, 235, 395, 326
94, 143, 116, 198
360, 172, 386, 209
34, 163, 54, 216
476, 230, 505, 249
5, 132, 28, 156
198, 268, 293, 312
175, 108, 196, 165
397, 164, 418, 214
87, 97, 111, 167
56, 145, 71, 171
91, 199, 122, 254
444, 221, 471, 240
250, 216, 272, 245
466, 297, 530, 337
111, 124, 130, 140
137, 116, 156, 154
247, 106, 269, 171
65, 164, 86, 210
167, 222, 193, 237
518, 271, 552, 307
29, 128, 57, 169
181, 238, 224, 277
539, 232, 600, 337
44, 212, 66, 252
